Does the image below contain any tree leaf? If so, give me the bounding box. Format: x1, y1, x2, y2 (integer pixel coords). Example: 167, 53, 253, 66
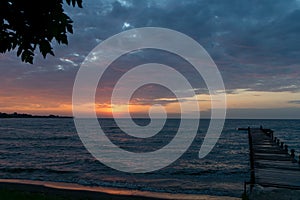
0, 0, 82, 64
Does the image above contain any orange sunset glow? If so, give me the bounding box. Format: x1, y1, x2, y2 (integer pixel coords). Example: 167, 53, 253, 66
1, 88, 300, 118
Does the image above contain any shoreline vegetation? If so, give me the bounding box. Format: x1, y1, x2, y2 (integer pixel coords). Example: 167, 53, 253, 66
0, 112, 72, 119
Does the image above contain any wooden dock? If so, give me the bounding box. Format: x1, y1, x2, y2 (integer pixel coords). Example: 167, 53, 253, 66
240, 127, 300, 192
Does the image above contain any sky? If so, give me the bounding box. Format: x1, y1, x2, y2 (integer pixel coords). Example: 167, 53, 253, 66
1, 0, 300, 119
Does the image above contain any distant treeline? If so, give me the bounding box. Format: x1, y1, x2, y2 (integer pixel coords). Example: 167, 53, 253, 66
0, 112, 72, 118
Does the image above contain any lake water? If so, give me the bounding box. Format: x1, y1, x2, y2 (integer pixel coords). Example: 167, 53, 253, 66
0, 118, 299, 197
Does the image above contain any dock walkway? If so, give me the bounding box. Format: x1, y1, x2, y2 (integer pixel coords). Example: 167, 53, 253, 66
241, 127, 300, 191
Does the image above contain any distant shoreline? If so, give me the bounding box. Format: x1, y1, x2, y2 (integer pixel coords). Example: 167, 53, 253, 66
0, 112, 72, 118
1, 113, 300, 120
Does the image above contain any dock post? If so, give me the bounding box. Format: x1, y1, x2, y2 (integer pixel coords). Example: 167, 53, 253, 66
285, 145, 288, 152
277, 139, 280, 145
274, 137, 277, 142
270, 130, 274, 140
280, 142, 284, 149
291, 149, 295, 159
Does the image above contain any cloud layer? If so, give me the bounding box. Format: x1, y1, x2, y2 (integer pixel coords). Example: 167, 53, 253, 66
1, 0, 300, 117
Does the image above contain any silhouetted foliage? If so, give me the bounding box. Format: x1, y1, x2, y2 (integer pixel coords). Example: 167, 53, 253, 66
0, 0, 82, 64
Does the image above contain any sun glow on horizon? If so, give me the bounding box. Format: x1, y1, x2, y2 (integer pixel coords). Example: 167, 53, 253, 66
1, 89, 300, 118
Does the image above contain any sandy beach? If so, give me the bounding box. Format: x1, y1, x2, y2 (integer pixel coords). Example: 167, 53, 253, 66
0, 179, 240, 200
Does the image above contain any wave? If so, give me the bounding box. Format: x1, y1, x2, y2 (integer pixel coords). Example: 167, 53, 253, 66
0, 167, 74, 174
0, 135, 75, 141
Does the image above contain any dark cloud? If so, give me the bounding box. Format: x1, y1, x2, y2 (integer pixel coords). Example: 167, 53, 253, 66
226, 107, 300, 119
3, 0, 300, 89
61, 0, 300, 92
288, 100, 300, 104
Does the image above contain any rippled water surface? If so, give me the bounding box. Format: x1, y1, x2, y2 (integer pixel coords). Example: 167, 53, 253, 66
0, 118, 299, 197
